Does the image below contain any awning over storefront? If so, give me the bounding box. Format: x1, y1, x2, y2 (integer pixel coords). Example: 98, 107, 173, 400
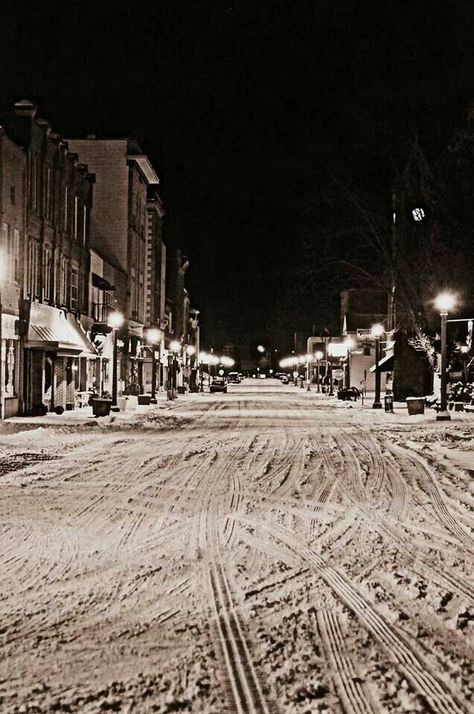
369, 352, 394, 373
92, 273, 114, 291
26, 304, 98, 356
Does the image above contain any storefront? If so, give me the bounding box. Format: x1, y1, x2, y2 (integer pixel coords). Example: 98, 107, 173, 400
1, 312, 22, 418
25, 303, 98, 414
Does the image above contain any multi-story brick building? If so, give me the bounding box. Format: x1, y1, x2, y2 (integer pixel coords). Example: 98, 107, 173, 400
0, 127, 26, 417
1, 101, 96, 414
67, 137, 160, 394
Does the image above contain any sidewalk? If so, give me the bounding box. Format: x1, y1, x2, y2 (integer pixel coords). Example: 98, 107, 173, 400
5, 391, 201, 428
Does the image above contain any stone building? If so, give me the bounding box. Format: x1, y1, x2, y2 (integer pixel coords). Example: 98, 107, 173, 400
67, 137, 160, 394
1, 101, 96, 414
0, 127, 26, 417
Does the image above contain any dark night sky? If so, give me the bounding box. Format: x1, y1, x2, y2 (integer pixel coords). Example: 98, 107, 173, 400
2, 0, 474, 352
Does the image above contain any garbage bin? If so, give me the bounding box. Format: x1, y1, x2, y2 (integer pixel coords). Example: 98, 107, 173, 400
406, 397, 424, 415
91, 398, 112, 417
384, 394, 394, 413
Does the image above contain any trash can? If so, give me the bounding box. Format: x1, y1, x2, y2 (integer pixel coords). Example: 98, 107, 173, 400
384, 394, 394, 413
406, 397, 424, 415
91, 398, 112, 417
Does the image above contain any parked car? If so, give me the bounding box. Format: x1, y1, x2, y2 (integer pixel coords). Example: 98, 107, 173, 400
210, 376, 228, 393
227, 372, 241, 384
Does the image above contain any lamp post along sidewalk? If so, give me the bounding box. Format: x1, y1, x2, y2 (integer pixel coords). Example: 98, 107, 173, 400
371, 323, 384, 409
435, 292, 456, 421
108, 310, 124, 406
147, 328, 163, 403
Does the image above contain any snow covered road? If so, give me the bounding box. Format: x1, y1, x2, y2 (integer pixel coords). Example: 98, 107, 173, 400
1, 380, 473, 713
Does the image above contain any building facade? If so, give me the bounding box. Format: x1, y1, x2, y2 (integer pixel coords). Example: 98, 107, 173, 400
0, 128, 26, 418
2, 101, 96, 414
67, 137, 161, 395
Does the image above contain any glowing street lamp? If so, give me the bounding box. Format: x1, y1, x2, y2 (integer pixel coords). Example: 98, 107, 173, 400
315, 350, 323, 393
169, 340, 181, 398
107, 310, 124, 406
343, 337, 355, 388
146, 328, 163, 401
371, 323, 385, 409
435, 292, 457, 421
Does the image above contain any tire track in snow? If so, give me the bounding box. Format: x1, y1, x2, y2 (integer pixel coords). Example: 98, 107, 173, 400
388, 443, 474, 549
316, 608, 377, 714
237, 516, 468, 714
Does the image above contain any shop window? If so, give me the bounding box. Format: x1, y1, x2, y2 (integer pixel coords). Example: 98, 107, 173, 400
4, 340, 17, 397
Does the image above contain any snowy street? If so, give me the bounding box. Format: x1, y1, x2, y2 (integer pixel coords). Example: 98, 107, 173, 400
1, 379, 474, 713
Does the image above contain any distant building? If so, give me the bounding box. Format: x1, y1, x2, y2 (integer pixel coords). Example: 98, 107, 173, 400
67, 137, 160, 392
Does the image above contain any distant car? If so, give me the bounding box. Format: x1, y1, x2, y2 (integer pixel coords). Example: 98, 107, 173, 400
337, 386, 360, 401
210, 376, 228, 393
227, 372, 241, 384
279, 375, 289, 384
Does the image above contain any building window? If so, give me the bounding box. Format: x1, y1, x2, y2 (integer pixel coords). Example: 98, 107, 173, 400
26, 237, 39, 299
30, 153, 37, 208
60, 257, 69, 305
10, 186, 15, 205
82, 205, 87, 244
64, 186, 69, 232
70, 263, 79, 310
43, 248, 53, 301
45, 167, 53, 220
13, 229, 20, 282
74, 196, 79, 239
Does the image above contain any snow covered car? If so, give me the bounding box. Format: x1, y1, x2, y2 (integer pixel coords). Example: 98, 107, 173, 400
227, 372, 241, 384
210, 376, 228, 393
337, 386, 360, 401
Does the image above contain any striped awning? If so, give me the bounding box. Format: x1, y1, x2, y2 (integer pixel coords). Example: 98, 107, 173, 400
26, 304, 97, 356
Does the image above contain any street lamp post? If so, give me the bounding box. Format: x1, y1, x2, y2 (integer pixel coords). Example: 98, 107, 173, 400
343, 337, 355, 389
371, 323, 384, 409
169, 340, 181, 399
435, 292, 456, 421
315, 350, 323, 393
147, 328, 163, 403
107, 310, 125, 406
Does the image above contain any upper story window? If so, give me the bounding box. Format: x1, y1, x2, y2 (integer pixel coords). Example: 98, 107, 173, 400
70, 263, 79, 310
43, 248, 53, 301
60, 256, 69, 305
64, 186, 69, 232
45, 167, 53, 221
82, 206, 87, 244
74, 196, 79, 240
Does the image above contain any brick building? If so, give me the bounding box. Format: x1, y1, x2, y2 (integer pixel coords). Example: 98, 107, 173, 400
1, 101, 96, 414
0, 128, 26, 417
67, 137, 160, 393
